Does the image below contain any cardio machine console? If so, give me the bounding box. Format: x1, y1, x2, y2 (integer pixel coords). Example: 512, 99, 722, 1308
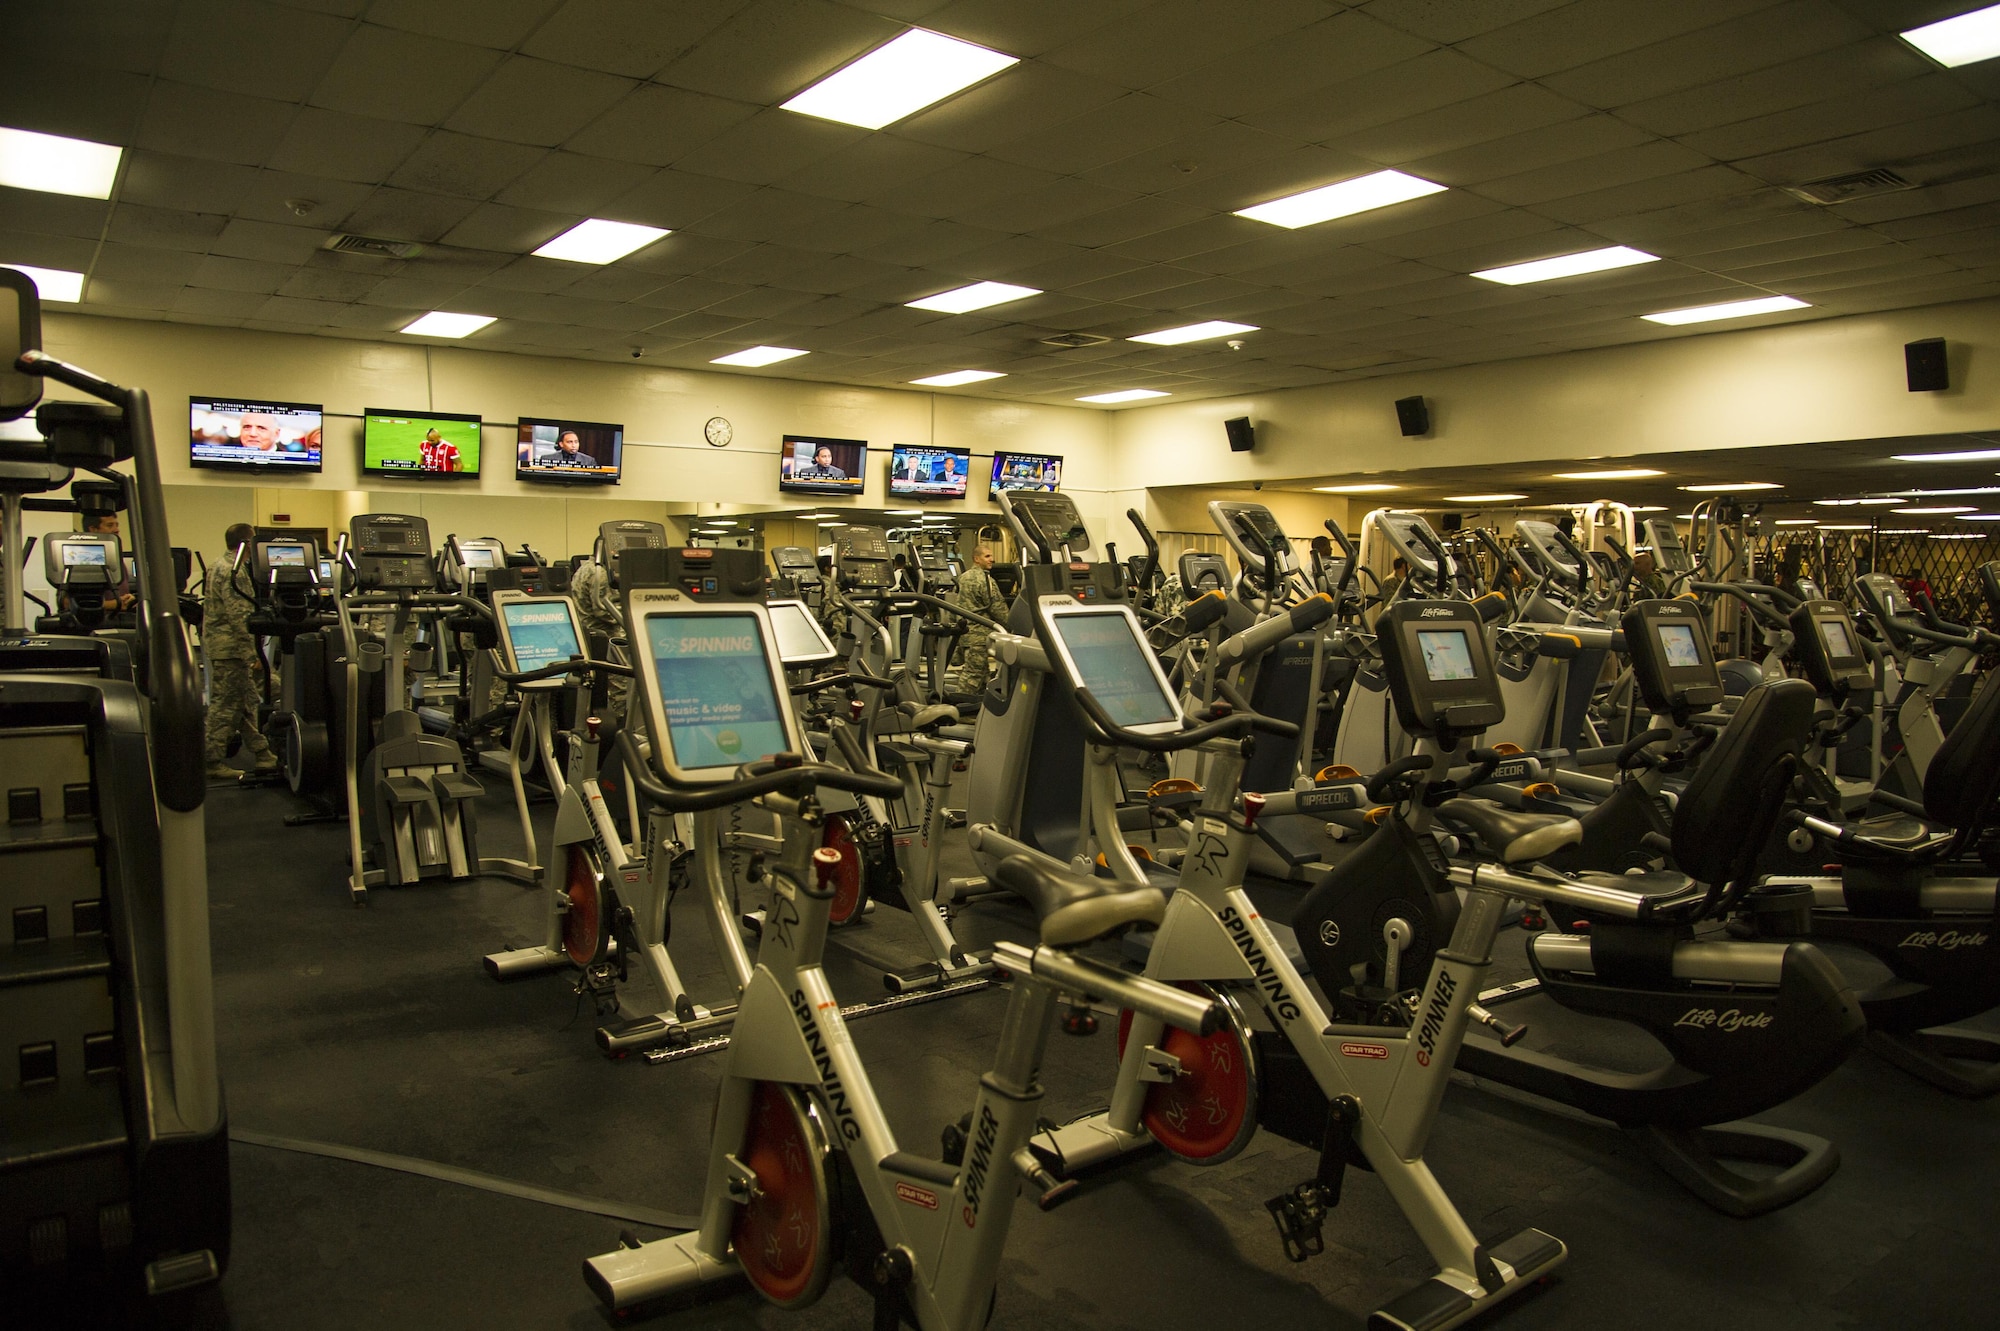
626, 589, 804, 784
1620, 598, 1725, 716
1852, 572, 1916, 652
492, 590, 586, 690
597, 520, 668, 585
999, 490, 1090, 562
622, 545, 765, 601
1643, 518, 1691, 574
1513, 519, 1583, 588
1034, 594, 1184, 737
832, 525, 894, 592
1207, 500, 1300, 579
446, 536, 508, 593
348, 513, 435, 590
1178, 552, 1230, 597
252, 537, 322, 610
1371, 510, 1448, 592
43, 534, 120, 585
1789, 598, 1872, 698
1376, 600, 1506, 738
768, 598, 837, 667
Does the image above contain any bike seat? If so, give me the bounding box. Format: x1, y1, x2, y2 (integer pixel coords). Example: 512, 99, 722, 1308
898, 701, 961, 732
1437, 797, 1582, 864
993, 855, 1167, 948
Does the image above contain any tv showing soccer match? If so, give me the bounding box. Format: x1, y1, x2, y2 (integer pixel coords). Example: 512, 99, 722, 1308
990, 450, 1061, 495
190, 397, 323, 472
362, 409, 483, 478
516, 417, 622, 485
888, 444, 971, 499
778, 435, 866, 496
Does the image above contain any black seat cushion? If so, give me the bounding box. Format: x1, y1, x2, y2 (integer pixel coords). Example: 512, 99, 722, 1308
1670, 677, 1816, 886
1924, 666, 2000, 832
993, 855, 1166, 947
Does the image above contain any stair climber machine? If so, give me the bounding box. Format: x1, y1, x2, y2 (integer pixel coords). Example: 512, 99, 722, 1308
483, 587, 597, 884
238, 535, 339, 802
335, 514, 534, 904
992, 588, 1577, 1331
578, 582, 1224, 1325
1851, 570, 1990, 801
1298, 597, 1865, 1217
768, 544, 823, 613
1, 277, 230, 1300
417, 534, 513, 745
1766, 602, 2000, 1097
805, 526, 997, 996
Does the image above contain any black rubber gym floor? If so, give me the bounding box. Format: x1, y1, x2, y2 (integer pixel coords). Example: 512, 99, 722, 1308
48, 778, 2000, 1328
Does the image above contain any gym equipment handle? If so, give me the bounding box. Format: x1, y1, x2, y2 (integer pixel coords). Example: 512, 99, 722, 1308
990, 940, 1222, 1037
1449, 863, 1649, 921
612, 729, 902, 811
1213, 678, 1301, 739
493, 654, 633, 684
1218, 593, 1333, 663
1366, 754, 1435, 803
1073, 688, 1265, 752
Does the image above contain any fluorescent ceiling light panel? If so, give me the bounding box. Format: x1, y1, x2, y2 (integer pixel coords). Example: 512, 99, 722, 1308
1680, 481, 1780, 492
1472, 246, 1659, 286
1891, 446, 2000, 462
1630, 505, 1670, 512
1814, 497, 1904, 506
532, 218, 670, 264
0, 127, 122, 199
401, 311, 493, 337
1315, 483, 1400, 493
1, 263, 83, 303
1894, 486, 2000, 496
1642, 295, 1808, 325
1902, 4, 2000, 66
1128, 320, 1258, 346
1774, 519, 1819, 526
1554, 468, 1662, 480
782, 29, 1018, 130
1931, 532, 1987, 539
1078, 389, 1168, 404
1818, 524, 1871, 531
711, 345, 807, 367
1895, 505, 1976, 514
906, 281, 1039, 314
1443, 493, 1529, 503
911, 370, 1005, 387
1958, 513, 2000, 520
1235, 170, 1445, 229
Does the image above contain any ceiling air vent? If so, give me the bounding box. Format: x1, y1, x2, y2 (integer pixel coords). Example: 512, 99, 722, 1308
1039, 332, 1111, 349
1784, 169, 1913, 206
323, 233, 425, 259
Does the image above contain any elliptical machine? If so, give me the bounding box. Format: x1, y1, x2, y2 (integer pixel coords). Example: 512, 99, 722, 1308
336, 514, 532, 904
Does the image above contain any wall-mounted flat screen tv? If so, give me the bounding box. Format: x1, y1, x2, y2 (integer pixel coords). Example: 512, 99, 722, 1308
190, 397, 323, 472
888, 444, 971, 499
516, 417, 622, 485
778, 435, 866, 496
991, 450, 1061, 495
362, 409, 482, 477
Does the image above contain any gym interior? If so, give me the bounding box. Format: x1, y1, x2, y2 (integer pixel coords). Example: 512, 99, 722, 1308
5, 3, 2000, 1328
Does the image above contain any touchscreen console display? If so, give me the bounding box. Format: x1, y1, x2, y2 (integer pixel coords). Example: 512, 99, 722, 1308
1418, 629, 1476, 682
1053, 611, 1176, 727
502, 601, 583, 675
645, 612, 789, 769
1657, 621, 1702, 669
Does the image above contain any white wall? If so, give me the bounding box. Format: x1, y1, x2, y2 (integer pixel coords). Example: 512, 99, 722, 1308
34, 313, 1116, 558
1109, 295, 2000, 506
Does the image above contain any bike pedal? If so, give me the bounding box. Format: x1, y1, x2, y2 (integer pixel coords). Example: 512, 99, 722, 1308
1264, 1183, 1329, 1263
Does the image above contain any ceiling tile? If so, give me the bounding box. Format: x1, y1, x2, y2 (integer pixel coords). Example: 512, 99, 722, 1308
875, 156, 1065, 222
671, 109, 868, 186
0, 229, 102, 272
1146, 10, 1436, 120
0, 190, 115, 241
0, 63, 157, 146
986, 93, 1223, 176
1245, 49, 1519, 144
1455, 0, 1782, 81
136, 82, 299, 166
366, 0, 568, 50
276, 266, 383, 302
91, 244, 206, 286
309, 25, 505, 126
162, 0, 352, 98
1332, 83, 1590, 168
562, 86, 760, 168
524, 0, 749, 76
1477, 139, 1717, 208
443, 58, 638, 147
888, 62, 1129, 155
695, 189, 853, 246
10, 1, 182, 78
172, 286, 272, 319
1682, 75, 1980, 168
606, 170, 761, 232
779, 136, 970, 204
338, 187, 484, 243
86, 278, 183, 310
192, 254, 298, 293
494, 153, 656, 214
386, 132, 549, 201
104, 204, 229, 251
654, 0, 900, 104
1412, 114, 1655, 187
1041, 0, 1339, 90
360, 276, 478, 309
436, 202, 577, 252
1618, 39, 1931, 138
211, 218, 329, 264
235, 172, 378, 228
1541, 1, 1872, 110
267, 108, 429, 183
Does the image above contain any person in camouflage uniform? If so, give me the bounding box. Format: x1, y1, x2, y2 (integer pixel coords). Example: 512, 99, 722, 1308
571, 557, 629, 724
204, 523, 276, 779
948, 543, 1006, 695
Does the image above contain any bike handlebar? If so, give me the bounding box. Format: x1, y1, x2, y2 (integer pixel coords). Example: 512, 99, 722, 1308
612, 728, 903, 812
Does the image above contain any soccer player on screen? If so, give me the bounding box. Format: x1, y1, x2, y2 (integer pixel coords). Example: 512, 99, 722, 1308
420, 427, 461, 472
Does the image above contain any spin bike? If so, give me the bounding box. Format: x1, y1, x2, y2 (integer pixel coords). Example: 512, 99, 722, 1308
988, 589, 1574, 1331
582, 587, 1222, 1328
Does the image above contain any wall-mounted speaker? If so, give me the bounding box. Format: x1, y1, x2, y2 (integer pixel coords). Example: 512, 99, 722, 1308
1906, 338, 1948, 392
1395, 395, 1430, 437
1224, 415, 1256, 452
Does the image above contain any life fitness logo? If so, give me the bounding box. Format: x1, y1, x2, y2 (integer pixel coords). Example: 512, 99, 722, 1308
895, 1181, 939, 1211
1418, 607, 1454, 618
